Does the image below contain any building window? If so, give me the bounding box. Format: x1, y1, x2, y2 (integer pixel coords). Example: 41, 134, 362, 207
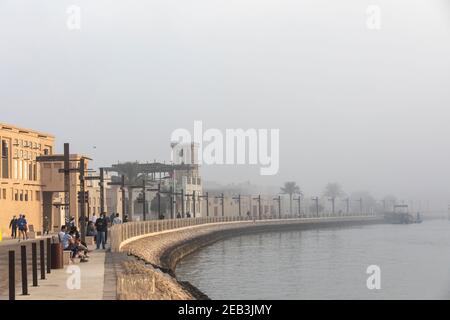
35, 191, 41, 201
2, 140, 10, 178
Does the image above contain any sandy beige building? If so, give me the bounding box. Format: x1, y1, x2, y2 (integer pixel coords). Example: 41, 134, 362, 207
0, 123, 55, 237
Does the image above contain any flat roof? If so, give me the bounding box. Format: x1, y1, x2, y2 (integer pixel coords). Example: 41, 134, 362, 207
0, 122, 55, 139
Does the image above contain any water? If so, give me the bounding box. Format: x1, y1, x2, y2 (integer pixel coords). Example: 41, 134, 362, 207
176, 219, 450, 299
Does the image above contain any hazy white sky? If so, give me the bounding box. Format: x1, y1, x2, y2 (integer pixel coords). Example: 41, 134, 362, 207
1, 1, 449, 207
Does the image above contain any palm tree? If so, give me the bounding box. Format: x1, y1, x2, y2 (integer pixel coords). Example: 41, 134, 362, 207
280, 182, 302, 215
323, 182, 345, 215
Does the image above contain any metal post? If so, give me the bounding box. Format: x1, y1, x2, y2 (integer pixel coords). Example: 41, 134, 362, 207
331, 198, 335, 216
192, 190, 196, 218
294, 196, 301, 217
46, 238, 51, 274
121, 175, 126, 218
199, 192, 209, 217
142, 179, 146, 221
206, 192, 209, 217
79, 158, 86, 242
273, 195, 281, 219
181, 188, 185, 217
32, 242, 38, 287
9, 250, 15, 300
99, 168, 105, 214
63, 143, 71, 221
233, 195, 242, 216
312, 197, 319, 217
170, 186, 174, 219
221, 193, 225, 217
253, 195, 261, 219
21, 245, 28, 295
158, 183, 161, 219
40, 240, 45, 280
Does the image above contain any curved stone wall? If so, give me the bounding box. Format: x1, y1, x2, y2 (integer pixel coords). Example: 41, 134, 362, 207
118, 217, 382, 300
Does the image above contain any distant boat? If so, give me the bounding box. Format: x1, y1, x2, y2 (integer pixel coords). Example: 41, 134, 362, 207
384, 205, 414, 224
415, 212, 423, 224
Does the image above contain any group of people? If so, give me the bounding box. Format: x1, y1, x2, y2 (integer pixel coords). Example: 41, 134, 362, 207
87, 212, 126, 249
58, 212, 127, 262
58, 225, 90, 263
8, 215, 29, 241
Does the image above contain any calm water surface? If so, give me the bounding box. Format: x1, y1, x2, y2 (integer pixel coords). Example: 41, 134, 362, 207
176, 220, 450, 299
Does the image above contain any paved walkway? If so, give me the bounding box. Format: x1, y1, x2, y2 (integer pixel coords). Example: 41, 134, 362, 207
16, 245, 110, 300
0, 235, 54, 300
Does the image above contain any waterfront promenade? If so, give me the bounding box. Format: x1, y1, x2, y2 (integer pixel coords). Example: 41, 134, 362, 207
0, 215, 382, 300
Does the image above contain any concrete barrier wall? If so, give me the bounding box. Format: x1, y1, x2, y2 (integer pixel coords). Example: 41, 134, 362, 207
115, 216, 383, 300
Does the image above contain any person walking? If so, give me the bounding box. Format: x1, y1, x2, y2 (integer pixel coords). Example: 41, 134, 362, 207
9, 216, 18, 239
17, 214, 28, 241
95, 213, 107, 250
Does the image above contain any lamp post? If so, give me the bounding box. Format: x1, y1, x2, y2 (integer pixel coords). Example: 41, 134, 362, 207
215, 193, 225, 217
232, 194, 242, 216
293, 195, 301, 217
328, 197, 336, 216
198, 192, 209, 217
312, 197, 319, 217
273, 195, 281, 219
253, 195, 262, 220
342, 198, 350, 216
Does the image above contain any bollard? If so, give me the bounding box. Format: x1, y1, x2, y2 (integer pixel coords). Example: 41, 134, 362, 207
9, 250, 15, 300
40, 240, 45, 280
46, 238, 51, 274
21, 245, 29, 295
32, 242, 38, 287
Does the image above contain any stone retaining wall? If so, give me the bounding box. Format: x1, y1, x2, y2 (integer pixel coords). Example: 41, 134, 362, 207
117, 217, 382, 300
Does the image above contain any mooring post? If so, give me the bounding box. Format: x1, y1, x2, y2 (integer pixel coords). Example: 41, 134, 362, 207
32, 242, 38, 287
9, 250, 15, 300
21, 245, 29, 295
40, 240, 45, 280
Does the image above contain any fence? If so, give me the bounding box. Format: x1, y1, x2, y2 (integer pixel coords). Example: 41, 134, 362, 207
110, 212, 375, 252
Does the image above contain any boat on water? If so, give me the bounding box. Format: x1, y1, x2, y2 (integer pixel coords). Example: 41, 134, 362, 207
384, 204, 422, 224
415, 212, 423, 223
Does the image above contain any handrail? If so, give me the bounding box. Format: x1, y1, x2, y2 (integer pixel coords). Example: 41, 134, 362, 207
110, 213, 377, 252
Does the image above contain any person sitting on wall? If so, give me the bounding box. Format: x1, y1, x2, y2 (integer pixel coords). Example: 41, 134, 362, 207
113, 213, 122, 225
186, 212, 191, 218
71, 228, 90, 259
123, 215, 129, 223
58, 225, 67, 242
176, 212, 181, 219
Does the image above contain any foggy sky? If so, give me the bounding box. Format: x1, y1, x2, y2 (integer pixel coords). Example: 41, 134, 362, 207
1, 1, 449, 209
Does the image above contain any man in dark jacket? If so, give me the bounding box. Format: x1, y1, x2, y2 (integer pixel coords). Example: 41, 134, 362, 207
94, 213, 107, 250
9, 216, 18, 239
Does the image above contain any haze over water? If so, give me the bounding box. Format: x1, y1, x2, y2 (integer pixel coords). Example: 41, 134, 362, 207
176, 220, 450, 299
